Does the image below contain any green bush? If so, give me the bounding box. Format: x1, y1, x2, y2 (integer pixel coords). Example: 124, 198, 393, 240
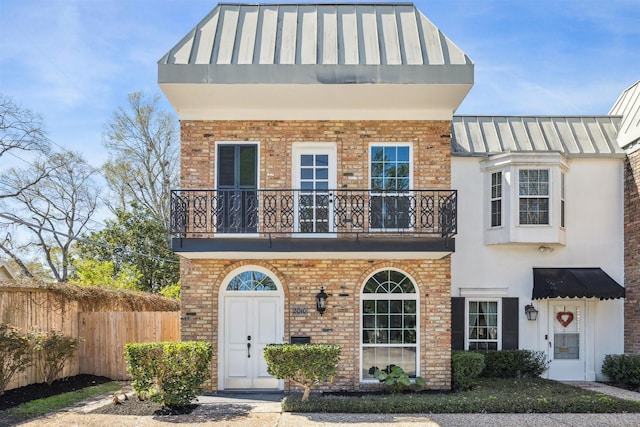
0, 323, 34, 395
159, 283, 180, 300
125, 341, 213, 407
479, 350, 548, 378
371, 365, 426, 393
602, 354, 640, 389
263, 343, 341, 401
451, 351, 484, 391
32, 329, 81, 385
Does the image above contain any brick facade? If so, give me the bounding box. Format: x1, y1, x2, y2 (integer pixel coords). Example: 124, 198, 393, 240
181, 257, 452, 392
179, 119, 453, 391
625, 148, 640, 354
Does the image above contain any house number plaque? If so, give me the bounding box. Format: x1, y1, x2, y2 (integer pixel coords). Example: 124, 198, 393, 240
292, 305, 308, 317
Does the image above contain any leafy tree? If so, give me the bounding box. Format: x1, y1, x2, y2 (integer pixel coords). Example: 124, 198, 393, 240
0, 151, 100, 281
102, 92, 179, 233
76, 204, 179, 293
69, 259, 141, 291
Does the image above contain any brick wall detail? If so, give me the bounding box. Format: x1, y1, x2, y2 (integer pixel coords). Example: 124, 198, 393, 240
625, 148, 640, 354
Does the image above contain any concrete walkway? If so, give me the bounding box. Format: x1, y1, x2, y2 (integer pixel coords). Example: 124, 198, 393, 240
17, 382, 640, 427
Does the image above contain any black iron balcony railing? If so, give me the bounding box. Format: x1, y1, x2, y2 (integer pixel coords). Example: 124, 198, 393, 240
170, 189, 457, 238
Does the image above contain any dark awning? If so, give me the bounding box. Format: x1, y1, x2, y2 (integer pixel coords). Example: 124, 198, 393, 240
533, 268, 625, 300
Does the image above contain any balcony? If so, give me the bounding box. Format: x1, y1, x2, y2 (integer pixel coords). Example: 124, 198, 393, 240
170, 189, 457, 259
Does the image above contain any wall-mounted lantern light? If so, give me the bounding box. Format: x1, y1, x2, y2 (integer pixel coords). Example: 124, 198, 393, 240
525, 303, 538, 321
316, 287, 328, 316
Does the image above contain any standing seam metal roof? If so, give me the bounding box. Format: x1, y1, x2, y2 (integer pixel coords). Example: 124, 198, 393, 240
160, 2, 471, 66
452, 116, 624, 157
158, 2, 473, 85
609, 80, 640, 149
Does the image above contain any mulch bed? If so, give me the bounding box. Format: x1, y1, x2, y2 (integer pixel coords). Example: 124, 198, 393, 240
0, 375, 112, 411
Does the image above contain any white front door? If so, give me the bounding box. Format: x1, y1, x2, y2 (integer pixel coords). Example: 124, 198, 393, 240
292, 144, 337, 234
224, 296, 282, 389
546, 301, 587, 380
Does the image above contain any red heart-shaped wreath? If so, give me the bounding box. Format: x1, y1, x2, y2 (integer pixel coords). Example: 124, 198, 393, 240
556, 311, 574, 328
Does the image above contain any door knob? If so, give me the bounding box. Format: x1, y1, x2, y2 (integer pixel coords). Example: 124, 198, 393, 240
247, 342, 251, 358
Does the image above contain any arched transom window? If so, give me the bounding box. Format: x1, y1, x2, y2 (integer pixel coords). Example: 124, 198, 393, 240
226, 271, 277, 291
361, 270, 418, 380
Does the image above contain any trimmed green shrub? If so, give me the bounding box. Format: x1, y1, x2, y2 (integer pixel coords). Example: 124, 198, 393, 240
0, 323, 34, 395
371, 365, 426, 393
31, 329, 81, 385
125, 341, 213, 407
479, 350, 548, 378
451, 351, 484, 391
602, 354, 640, 389
263, 343, 341, 401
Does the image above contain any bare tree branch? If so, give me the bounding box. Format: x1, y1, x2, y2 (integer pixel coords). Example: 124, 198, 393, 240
102, 92, 179, 232
0, 152, 100, 282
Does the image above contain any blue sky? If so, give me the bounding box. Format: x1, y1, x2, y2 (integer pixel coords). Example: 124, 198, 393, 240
1, 0, 639, 168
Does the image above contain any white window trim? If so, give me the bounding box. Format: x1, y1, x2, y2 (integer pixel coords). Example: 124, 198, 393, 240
368, 142, 414, 232
490, 171, 503, 228
465, 298, 502, 351
291, 142, 337, 237
359, 268, 420, 383
481, 152, 568, 245
517, 167, 551, 226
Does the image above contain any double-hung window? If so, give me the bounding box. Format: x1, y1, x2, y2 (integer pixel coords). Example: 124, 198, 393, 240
518, 169, 549, 225
370, 145, 411, 229
490, 171, 502, 227
468, 300, 499, 350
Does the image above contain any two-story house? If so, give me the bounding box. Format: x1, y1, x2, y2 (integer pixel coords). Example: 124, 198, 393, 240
159, 2, 471, 391
159, 2, 628, 391
450, 115, 625, 381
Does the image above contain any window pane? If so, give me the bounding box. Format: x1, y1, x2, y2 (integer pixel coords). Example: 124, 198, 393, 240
301, 155, 313, 166
226, 271, 277, 291
316, 168, 328, 180
404, 300, 416, 313
239, 146, 257, 187
316, 155, 328, 167
397, 146, 409, 162
371, 146, 384, 162
384, 146, 396, 161
301, 168, 313, 179
376, 300, 389, 313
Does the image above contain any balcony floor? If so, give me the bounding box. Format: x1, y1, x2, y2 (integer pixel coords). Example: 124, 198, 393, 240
172, 236, 455, 260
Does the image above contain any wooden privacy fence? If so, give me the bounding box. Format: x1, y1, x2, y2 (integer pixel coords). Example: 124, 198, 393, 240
78, 311, 180, 379
1, 285, 180, 391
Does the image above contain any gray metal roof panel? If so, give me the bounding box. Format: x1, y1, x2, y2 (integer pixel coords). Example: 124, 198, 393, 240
452, 116, 625, 157
159, 2, 473, 85
609, 80, 640, 149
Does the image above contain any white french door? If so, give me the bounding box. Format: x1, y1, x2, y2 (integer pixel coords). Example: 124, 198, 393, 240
224, 296, 281, 389
292, 144, 337, 235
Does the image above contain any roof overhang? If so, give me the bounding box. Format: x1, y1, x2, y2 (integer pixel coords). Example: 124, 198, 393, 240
159, 80, 473, 121
532, 268, 625, 300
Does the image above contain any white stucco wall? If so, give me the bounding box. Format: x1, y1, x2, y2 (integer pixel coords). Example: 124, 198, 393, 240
451, 156, 624, 380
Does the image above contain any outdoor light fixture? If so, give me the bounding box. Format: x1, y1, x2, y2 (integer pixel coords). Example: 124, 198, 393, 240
525, 303, 539, 321
316, 287, 328, 316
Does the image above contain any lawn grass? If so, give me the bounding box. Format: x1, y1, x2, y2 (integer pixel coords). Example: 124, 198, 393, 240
283, 378, 640, 414
7, 381, 122, 416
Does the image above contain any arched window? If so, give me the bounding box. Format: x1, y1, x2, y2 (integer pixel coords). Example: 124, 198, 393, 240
361, 269, 418, 380
226, 270, 277, 291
